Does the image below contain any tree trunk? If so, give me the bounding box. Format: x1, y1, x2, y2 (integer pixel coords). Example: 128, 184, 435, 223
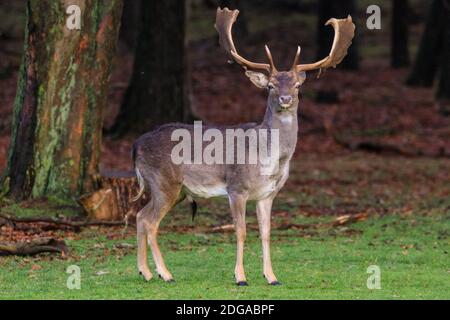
110, 0, 192, 137
391, 0, 410, 68
2, 0, 123, 200
317, 0, 359, 70
406, 0, 445, 86
436, 10, 450, 115
119, 0, 141, 50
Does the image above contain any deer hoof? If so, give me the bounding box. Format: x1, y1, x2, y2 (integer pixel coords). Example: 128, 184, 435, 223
158, 273, 175, 283
138, 270, 153, 282
269, 281, 282, 286
236, 281, 248, 286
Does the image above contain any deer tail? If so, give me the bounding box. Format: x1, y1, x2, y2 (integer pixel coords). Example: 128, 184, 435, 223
131, 144, 145, 202
131, 167, 145, 202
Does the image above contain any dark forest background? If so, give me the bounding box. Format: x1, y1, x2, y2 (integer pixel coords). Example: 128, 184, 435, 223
0, 0, 449, 203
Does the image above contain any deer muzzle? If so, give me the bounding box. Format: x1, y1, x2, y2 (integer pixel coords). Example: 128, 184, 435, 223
279, 95, 293, 108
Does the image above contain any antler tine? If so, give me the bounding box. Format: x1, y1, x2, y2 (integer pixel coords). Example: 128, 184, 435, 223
291, 46, 301, 71
295, 15, 355, 77
264, 45, 277, 73
215, 8, 271, 73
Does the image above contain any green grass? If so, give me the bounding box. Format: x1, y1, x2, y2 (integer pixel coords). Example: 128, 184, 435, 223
0, 153, 449, 299
0, 212, 448, 299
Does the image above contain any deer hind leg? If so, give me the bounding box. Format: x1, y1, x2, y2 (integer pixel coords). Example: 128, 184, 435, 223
256, 197, 280, 285
146, 184, 181, 282
147, 205, 174, 282
229, 193, 248, 286
136, 179, 181, 282
137, 203, 153, 281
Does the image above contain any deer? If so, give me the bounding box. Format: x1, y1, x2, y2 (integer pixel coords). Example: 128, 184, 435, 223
132, 7, 355, 286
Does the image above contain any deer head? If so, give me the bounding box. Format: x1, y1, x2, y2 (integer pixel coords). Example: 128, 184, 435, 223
215, 7, 355, 111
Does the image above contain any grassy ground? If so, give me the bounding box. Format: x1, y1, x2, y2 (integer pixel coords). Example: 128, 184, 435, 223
1, 213, 449, 299
0, 153, 449, 300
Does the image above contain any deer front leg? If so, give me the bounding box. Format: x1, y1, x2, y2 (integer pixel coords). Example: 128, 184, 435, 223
229, 193, 248, 286
256, 198, 280, 285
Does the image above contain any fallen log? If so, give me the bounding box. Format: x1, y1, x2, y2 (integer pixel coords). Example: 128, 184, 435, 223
0, 213, 126, 229
0, 238, 68, 256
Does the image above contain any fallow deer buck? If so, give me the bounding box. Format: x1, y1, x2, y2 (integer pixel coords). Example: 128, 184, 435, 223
132, 7, 355, 285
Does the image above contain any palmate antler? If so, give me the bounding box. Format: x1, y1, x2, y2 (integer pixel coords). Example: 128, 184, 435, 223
215, 7, 355, 77
294, 16, 355, 77
215, 7, 277, 73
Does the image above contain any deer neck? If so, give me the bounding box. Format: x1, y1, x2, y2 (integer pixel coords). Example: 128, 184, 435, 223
260, 98, 299, 156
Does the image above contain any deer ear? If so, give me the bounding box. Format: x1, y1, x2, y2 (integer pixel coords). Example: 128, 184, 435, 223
296, 71, 306, 85
245, 71, 269, 89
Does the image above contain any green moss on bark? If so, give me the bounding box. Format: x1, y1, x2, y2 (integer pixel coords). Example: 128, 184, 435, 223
2, 0, 123, 201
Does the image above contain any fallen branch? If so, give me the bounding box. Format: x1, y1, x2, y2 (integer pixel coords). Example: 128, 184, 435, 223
0, 214, 127, 230
0, 238, 68, 256
209, 224, 234, 233
331, 213, 368, 226
205, 213, 369, 233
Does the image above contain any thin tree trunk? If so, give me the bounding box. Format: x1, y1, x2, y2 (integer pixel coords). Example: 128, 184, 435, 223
110, 0, 192, 137
2, 0, 123, 200
406, 0, 445, 86
391, 0, 410, 68
436, 8, 450, 115
119, 0, 141, 50
317, 0, 359, 70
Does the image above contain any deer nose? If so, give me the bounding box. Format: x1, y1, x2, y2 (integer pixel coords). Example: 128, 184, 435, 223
279, 95, 293, 107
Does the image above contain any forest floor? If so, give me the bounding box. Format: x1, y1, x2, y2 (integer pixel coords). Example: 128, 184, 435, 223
0, 2, 449, 299
0, 153, 449, 299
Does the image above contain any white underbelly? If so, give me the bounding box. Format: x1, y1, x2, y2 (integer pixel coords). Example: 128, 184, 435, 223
183, 182, 228, 198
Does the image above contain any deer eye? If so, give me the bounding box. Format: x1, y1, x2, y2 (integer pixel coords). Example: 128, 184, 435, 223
294, 82, 301, 89
268, 83, 275, 90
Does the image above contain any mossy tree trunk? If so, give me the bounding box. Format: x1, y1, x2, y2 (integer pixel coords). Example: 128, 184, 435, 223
2, 0, 123, 200
110, 0, 192, 137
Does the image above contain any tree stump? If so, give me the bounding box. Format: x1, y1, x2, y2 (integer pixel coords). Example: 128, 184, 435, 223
77, 171, 148, 221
